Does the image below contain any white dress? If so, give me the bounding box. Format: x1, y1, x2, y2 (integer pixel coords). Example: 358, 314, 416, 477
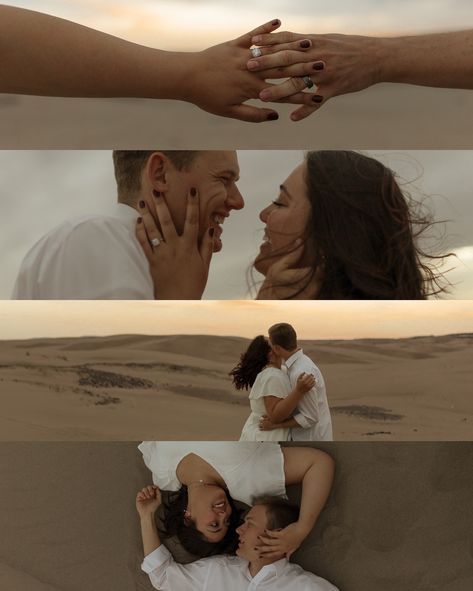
239, 367, 291, 442
138, 441, 286, 506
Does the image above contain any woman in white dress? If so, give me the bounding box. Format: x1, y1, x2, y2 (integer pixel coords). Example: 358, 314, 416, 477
137, 441, 334, 562
230, 335, 315, 441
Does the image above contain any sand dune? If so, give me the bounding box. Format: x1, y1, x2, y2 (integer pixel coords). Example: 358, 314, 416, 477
1, 84, 473, 149
0, 333, 472, 441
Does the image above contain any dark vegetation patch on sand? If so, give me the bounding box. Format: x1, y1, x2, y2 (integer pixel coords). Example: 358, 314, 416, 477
332, 405, 404, 421
78, 367, 154, 389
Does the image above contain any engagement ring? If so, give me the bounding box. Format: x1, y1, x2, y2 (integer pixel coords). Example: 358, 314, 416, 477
151, 237, 161, 247
302, 75, 314, 89
251, 47, 262, 58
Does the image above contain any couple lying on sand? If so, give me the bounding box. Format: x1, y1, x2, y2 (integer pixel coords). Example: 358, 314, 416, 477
232, 323, 332, 441
137, 441, 336, 590
13, 150, 448, 300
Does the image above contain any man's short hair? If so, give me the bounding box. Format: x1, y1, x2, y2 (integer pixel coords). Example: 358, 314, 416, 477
268, 323, 298, 351
252, 496, 300, 530
112, 150, 198, 205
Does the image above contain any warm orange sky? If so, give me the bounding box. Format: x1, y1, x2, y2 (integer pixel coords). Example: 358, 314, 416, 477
0, 300, 472, 340
8, 1, 471, 50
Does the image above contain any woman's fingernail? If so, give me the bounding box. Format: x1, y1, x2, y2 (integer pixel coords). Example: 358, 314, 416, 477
252, 35, 262, 44
209, 228, 215, 237
312, 95, 324, 103
313, 61, 325, 71
137, 217, 142, 224
152, 190, 161, 198
300, 40, 311, 48
247, 60, 259, 70
267, 112, 279, 121
190, 187, 197, 197
260, 90, 271, 101
139, 200, 145, 208
271, 19, 280, 26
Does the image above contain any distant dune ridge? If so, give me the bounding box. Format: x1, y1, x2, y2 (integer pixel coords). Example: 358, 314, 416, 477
0, 333, 472, 441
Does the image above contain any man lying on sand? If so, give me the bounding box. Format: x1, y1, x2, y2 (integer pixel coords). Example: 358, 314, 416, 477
13, 150, 242, 299
137, 488, 337, 591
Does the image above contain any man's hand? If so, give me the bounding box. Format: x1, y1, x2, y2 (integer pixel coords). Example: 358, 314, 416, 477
259, 415, 279, 431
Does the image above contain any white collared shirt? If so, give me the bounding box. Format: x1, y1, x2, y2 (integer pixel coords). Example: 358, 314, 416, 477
142, 545, 338, 591
284, 349, 333, 441
12, 203, 154, 299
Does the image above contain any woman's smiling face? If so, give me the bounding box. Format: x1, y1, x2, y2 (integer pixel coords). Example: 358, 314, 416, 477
254, 162, 311, 276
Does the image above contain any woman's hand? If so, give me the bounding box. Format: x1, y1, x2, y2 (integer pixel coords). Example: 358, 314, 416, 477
246, 32, 383, 120
257, 521, 309, 559
184, 20, 315, 122
136, 485, 162, 519
295, 372, 315, 395
136, 188, 214, 299
257, 240, 323, 299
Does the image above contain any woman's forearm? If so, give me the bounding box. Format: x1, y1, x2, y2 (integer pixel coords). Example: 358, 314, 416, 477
0, 5, 191, 99
297, 450, 335, 535
140, 513, 162, 557
265, 389, 304, 423
378, 30, 473, 89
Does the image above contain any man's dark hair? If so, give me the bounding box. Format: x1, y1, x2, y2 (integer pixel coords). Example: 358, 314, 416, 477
268, 323, 297, 351
253, 496, 300, 530
112, 150, 198, 205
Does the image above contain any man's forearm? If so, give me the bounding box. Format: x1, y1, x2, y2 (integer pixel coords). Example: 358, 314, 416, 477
140, 514, 162, 557
0, 5, 192, 99
378, 30, 473, 88
267, 389, 305, 423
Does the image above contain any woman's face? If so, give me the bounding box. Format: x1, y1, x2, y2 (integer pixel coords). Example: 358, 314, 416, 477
268, 348, 281, 368
254, 162, 311, 276
186, 485, 233, 542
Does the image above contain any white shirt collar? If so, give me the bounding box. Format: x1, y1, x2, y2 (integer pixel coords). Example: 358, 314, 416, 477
243, 558, 289, 585
113, 202, 140, 229
284, 348, 303, 369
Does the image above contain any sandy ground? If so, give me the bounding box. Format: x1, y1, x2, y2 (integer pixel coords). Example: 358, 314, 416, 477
1, 84, 473, 149
0, 441, 472, 591
0, 333, 472, 441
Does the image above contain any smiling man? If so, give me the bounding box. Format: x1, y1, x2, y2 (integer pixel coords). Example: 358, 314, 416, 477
12, 150, 243, 299
139, 492, 338, 590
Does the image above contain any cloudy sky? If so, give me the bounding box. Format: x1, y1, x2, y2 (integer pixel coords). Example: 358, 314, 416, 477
6, 1, 472, 50
0, 300, 472, 340
0, 150, 472, 299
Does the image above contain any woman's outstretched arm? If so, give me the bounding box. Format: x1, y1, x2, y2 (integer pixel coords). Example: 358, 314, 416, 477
247, 29, 473, 120
136, 485, 162, 557
258, 446, 334, 558
0, 6, 284, 122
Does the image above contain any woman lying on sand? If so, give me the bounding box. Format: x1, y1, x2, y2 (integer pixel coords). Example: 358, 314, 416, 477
230, 335, 315, 441
136, 442, 335, 589
139, 150, 449, 299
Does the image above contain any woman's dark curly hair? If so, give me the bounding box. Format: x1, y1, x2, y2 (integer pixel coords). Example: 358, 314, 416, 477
252, 150, 451, 299
158, 486, 242, 558
229, 335, 271, 391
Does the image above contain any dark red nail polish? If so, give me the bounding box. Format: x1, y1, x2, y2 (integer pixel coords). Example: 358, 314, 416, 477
312, 95, 324, 103
313, 61, 324, 71
209, 228, 215, 237
190, 187, 197, 197
137, 217, 142, 224
272, 19, 280, 26
139, 200, 145, 208
300, 40, 310, 48
267, 112, 279, 121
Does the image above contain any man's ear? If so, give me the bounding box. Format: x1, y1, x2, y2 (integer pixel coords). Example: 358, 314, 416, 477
144, 152, 170, 195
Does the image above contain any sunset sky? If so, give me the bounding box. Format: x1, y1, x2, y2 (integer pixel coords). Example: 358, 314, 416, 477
7, 0, 472, 51
0, 300, 472, 340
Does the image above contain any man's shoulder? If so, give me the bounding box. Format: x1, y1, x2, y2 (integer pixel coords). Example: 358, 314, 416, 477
283, 562, 338, 590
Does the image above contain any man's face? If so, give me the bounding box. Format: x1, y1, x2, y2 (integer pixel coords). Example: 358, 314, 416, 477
162, 151, 243, 253
236, 505, 269, 562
